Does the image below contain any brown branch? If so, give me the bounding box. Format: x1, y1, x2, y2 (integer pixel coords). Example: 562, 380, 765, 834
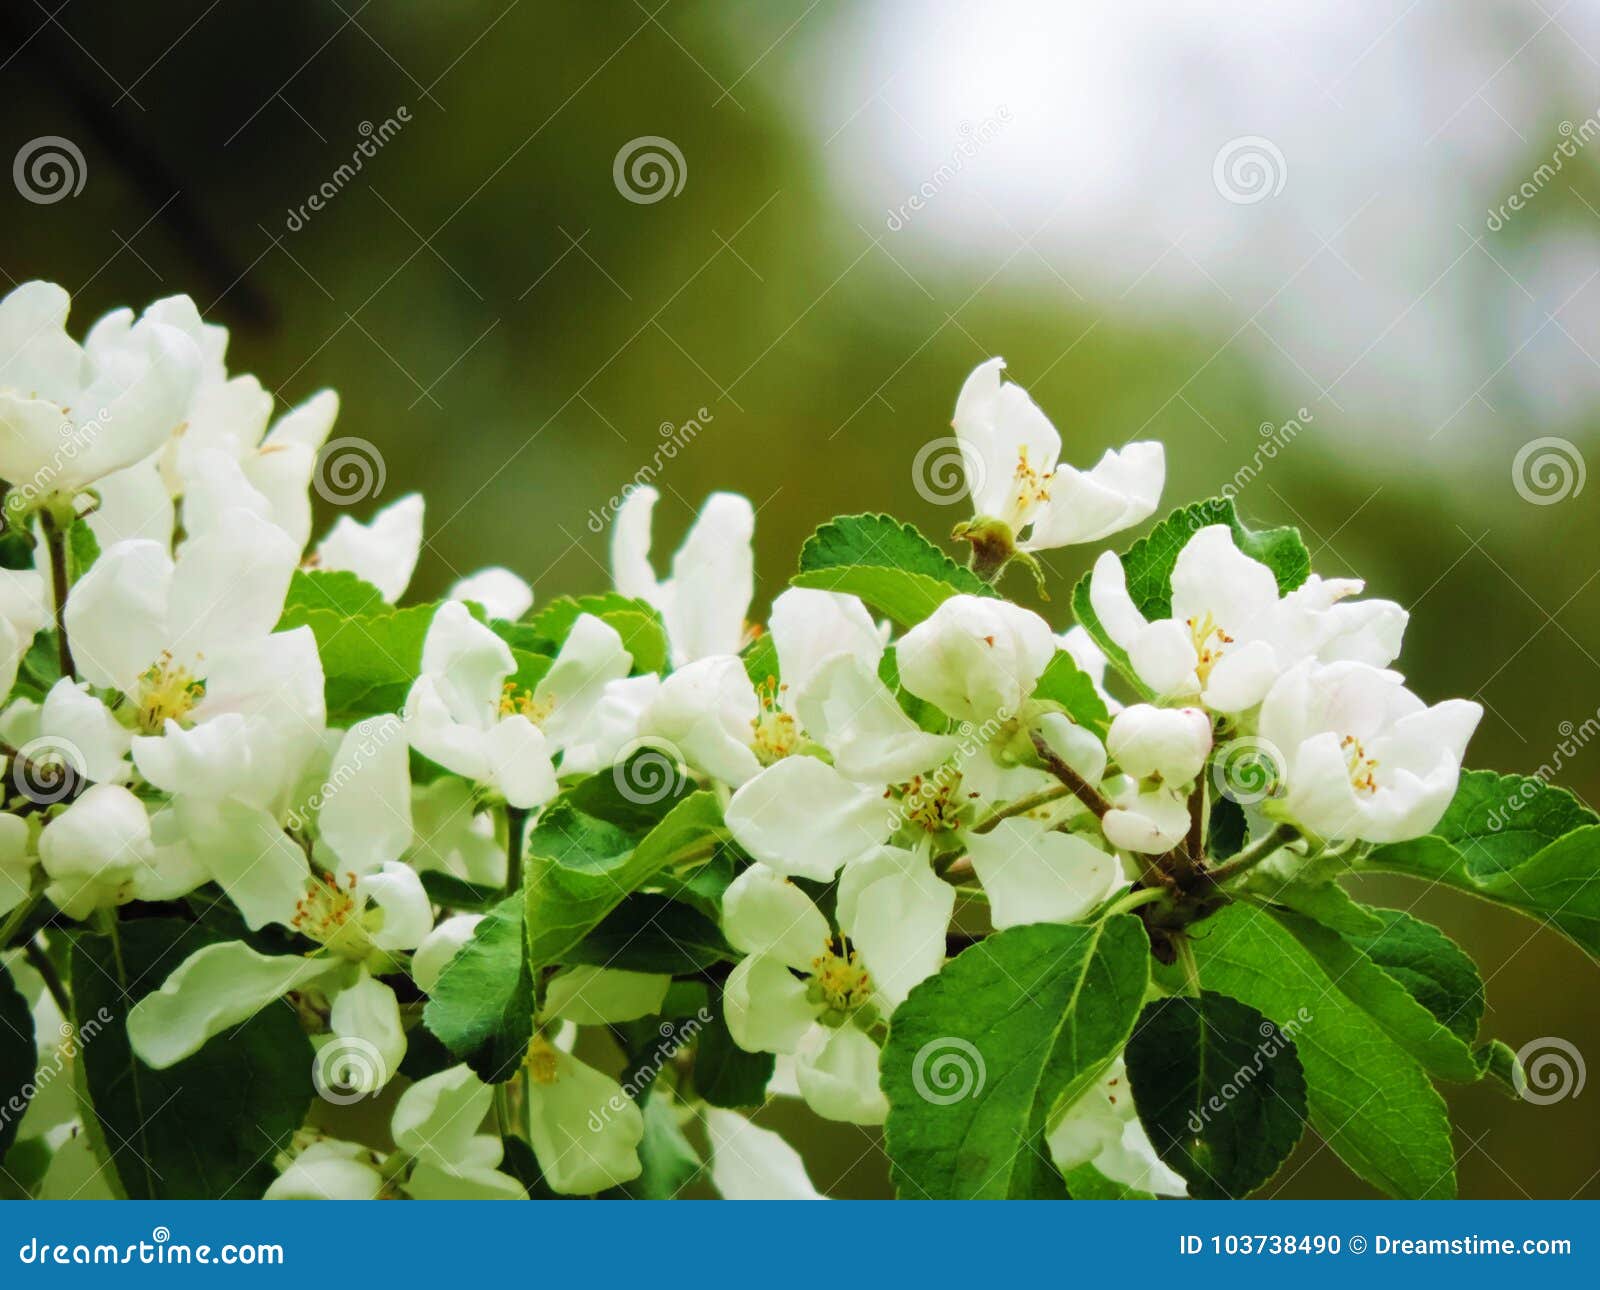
1029, 728, 1112, 819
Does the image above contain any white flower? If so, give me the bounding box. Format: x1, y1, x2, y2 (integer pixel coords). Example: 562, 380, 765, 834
1106, 703, 1212, 783
963, 817, 1125, 928
315, 493, 424, 602
896, 594, 1055, 725
316, 715, 413, 876
64, 510, 324, 813
405, 778, 506, 886
404, 601, 630, 806
1259, 659, 1482, 844
127, 860, 433, 1083
0, 568, 51, 706
449, 567, 533, 620
1089, 525, 1407, 712
952, 357, 1164, 550
0, 813, 31, 916
705, 1107, 825, 1200
720, 859, 952, 1124
1046, 1055, 1187, 1196
266, 1065, 525, 1200
612, 486, 753, 665
0, 282, 201, 501
1101, 776, 1192, 855
36, 785, 154, 919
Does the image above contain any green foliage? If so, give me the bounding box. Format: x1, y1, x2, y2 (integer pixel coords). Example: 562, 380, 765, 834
277, 597, 438, 723
692, 990, 775, 1109
881, 918, 1150, 1199
1362, 774, 1600, 961
1181, 904, 1457, 1198
1125, 991, 1307, 1199
513, 594, 670, 675
792, 513, 994, 626
281, 568, 390, 616
71, 920, 312, 1198
563, 894, 733, 975
524, 792, 726, 971
1031, 649, 1111, 736
422, 897, 534, 1084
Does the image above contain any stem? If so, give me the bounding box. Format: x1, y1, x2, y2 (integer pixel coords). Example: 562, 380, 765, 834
502, 805, 529, 899
1204, 823, 1300, 887
24, 939, 70, 1015
1174, 936, 1201, 998
40, 509, 75, 681
1101, 886, 1165, 919
1029, 728, 1113, 819
0, 885, 44, 949
970, 783, 1071, 834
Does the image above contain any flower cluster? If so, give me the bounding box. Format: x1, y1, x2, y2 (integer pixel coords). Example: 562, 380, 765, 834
0, 281, 1585, 1204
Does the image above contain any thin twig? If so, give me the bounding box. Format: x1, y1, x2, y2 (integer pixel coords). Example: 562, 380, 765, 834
39, 510, 75, 681
1029, 728, 1112, 818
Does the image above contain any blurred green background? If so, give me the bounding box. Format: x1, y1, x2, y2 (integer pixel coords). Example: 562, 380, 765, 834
5, 1, 1597, 1198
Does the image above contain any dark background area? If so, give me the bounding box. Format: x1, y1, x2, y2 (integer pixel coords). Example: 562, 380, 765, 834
4, 1, 1596, 1197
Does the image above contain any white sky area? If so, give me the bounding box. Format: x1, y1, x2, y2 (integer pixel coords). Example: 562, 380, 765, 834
757, 0, 1600, 456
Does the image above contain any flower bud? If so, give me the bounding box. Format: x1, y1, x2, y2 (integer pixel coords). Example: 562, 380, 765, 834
896, 595, 1055, 725
1106, 704, 1212, 783
38, 784, 153, 919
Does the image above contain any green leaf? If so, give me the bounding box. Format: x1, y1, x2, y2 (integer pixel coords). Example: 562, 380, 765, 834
741, 630, 780, 690
1182, 903, 1456, 1198
611, 1091, 703, 1200
67, 521, 99, 581
277, 600, 438, 723
280, 568, 389, 618
792, 513, 995, 627
1256, 879, 1387, 938
0, 962, 36, 1164
516, 595, 670, 675
566, 750, 692, 832
524, 792, 726, 971
563, 894, 733, 975
1071, 497, 1310, 675
1061, 1162, 1156, 1199
1031, 649, 1111, 736
1125, 991, 1308, 1198
1419, 770, 1597, 870
692, 989, 774, 1109
418, 870, 503, 913
71, 919, 313, 1198
422, 897, 533, 1083
1363, 816, 1600, 963
881, 917, 1150, 1200
1347, 909, 1485, 1046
